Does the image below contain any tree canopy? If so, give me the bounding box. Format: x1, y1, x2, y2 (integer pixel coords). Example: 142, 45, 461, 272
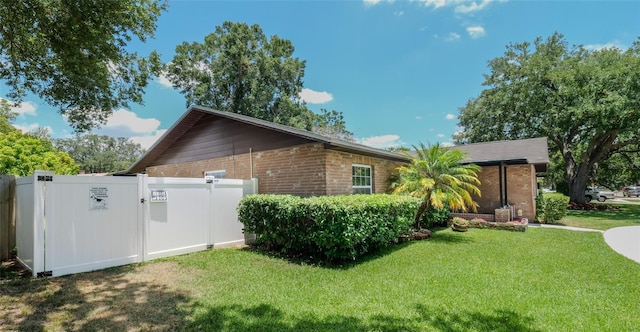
0, 130, 78, 176
166, 21, 354, 139
312, 109, 354, 142
53, 134, 145, 174
393, 142, 481, 229
455, 32, 640, 202
0, 0, 167, 131
0, 99, 17, 134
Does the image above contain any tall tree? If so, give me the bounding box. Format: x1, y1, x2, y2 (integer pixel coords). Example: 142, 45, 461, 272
0, 99, 17, 134
0, 131, 78, 176
0, 0, 167, 131
54, 134, 145, 173
393, 142, 481, 230
166, 21, 311, 129
455, 33, 640, 203
312, 108, 354, 141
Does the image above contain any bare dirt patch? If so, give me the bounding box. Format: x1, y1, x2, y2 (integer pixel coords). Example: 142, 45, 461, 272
0, 261, 195, 331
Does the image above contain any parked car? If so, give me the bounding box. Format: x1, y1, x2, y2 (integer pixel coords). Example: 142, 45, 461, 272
622, 186, 640, 197
585, 187, 615, 202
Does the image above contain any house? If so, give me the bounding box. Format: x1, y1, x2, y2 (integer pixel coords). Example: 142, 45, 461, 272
454, 137, 549, 221
126, 106, 407, 196
125, 106, 549, 220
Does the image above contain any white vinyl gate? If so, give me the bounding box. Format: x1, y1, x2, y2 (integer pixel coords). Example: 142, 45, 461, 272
15, 171, 256, 277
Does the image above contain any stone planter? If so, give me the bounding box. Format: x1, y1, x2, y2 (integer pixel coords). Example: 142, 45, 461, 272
451, 223, 469, 232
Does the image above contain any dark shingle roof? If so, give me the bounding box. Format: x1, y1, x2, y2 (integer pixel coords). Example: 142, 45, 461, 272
453, 137, 549, 172
122, 105, 549, 174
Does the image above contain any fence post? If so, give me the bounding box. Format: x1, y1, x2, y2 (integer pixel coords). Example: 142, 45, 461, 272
0, 175, 16, 261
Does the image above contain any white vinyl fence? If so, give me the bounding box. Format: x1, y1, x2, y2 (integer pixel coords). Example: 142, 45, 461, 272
15, 171, 257, 277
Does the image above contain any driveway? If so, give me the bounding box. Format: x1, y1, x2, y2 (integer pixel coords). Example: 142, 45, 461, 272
604, 226, 640, 264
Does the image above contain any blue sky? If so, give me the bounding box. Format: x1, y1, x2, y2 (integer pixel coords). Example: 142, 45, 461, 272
3, 0, 639, 149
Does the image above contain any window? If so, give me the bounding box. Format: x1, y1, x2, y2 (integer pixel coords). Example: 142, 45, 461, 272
352, 164, 372, 194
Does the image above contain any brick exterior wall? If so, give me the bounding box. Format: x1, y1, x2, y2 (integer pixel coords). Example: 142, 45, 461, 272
145, 142, 538, 219
473, 164, 537, 220
146, 143, 402, 196
325, 150, 403, 195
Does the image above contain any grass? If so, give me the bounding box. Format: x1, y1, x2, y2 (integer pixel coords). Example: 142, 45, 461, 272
559, 203, 640, 230
2, 227, 639, 331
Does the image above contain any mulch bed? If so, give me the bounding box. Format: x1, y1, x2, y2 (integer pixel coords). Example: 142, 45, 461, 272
567, 202, 621, 211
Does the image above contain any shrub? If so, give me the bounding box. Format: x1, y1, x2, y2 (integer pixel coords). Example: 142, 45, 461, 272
238, 194, 419, 262
536, 192, 570, 224
421, 206, 450, 228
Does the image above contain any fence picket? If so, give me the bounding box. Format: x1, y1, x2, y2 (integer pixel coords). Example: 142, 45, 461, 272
0, 175, 16, 261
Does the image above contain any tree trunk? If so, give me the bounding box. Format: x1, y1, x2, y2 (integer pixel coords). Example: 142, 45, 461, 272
414, 199, 430, 230
568, 165, 590, 203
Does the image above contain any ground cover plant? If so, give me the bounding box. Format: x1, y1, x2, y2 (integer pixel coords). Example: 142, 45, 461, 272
559, 203, 640, 230
2, 227, 639, 331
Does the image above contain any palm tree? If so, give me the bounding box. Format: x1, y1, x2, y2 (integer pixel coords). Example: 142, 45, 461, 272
393, 142, 481, 229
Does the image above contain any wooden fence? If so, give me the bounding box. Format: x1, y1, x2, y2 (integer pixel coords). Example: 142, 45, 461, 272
0, 175, 16, 261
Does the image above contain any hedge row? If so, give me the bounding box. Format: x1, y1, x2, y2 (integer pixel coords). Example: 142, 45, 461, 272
238, 194, 421, 262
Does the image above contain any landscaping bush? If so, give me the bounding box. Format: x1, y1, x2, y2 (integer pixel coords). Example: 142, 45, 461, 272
238, 194, 419, 262
421, 206, 450, 228
536, 192, 570, 224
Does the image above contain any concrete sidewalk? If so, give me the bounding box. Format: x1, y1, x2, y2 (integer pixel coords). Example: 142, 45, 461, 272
528, 223, 604, 233
604, 226, 640, 264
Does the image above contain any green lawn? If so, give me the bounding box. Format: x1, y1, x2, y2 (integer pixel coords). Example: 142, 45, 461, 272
2, 227, 639, 331
559, 203, 640, 230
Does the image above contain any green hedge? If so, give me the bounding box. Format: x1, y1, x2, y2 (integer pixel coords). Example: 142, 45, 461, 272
536, 192, 570, 224
238, 194, 420, 262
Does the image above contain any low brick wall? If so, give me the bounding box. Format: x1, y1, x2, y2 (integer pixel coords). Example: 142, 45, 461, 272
468, 219, 528, 232
449, 213, 528, 232
450, 212, 495, 222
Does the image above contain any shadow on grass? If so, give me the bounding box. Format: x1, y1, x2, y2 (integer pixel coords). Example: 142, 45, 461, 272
186, 302, 541, 332
243, 226, 474, 269
428, 227, 475, 244
0, 262, 190, 331
242, 240, 417, 270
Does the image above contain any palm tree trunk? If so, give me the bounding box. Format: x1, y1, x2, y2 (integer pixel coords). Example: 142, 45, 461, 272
414, 199, 430, 230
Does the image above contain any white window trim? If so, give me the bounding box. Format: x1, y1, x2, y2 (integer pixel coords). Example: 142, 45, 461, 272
352, 164, 373, 194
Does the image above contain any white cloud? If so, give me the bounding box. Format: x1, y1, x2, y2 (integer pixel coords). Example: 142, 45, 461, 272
441, 141, 455, 147
105, 109, 160, 134
299, 88, 334, 104
1, 99, 37, 116
445, 32, 461, 41
437, 133, 445, 138
415, 116, 422, 120
394, 10, 404, 16
455, 0, 493, 14
409, 0, 504, 14
446, 113, 456, 120
358, 134, 404, 149
363, 0, 383, 6
92, 109, 167, 149
130, 129, 168, 150
584, 41, 626, 51
414, 0, 447, 9
466, 26, 486, 39
156, 72, 173, 88
13, 123, 53, 134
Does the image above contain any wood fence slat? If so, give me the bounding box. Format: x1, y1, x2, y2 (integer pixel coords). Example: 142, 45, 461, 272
0, 175, 16, 261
